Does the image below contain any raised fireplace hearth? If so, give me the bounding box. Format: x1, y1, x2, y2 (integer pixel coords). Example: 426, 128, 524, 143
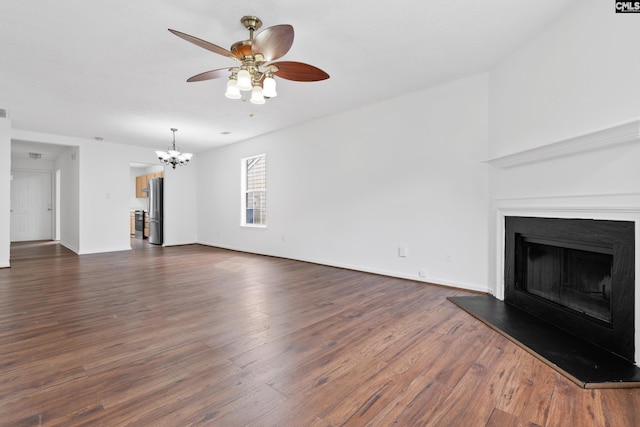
504, 216, 635, 362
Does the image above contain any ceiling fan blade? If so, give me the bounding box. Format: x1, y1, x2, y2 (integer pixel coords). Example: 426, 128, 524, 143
168, 29, 237, 59
270, 61, 330, 82
252, 25, 294, 61
186, 68, 230, 82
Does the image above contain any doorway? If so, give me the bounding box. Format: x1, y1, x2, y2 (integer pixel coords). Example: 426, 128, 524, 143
10, 170, 54, 241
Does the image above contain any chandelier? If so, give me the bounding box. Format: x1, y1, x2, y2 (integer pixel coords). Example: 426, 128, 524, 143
155, 128, 193, 169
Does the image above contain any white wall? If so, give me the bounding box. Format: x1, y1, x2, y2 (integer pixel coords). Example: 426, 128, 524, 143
78, 141, 134, 254
11, 157, 56, 171
164, 157, 198, 246
55, 145, 80, 252
0, 118, 10, 267
489, 1, 640, 158
198, 74, 490, 291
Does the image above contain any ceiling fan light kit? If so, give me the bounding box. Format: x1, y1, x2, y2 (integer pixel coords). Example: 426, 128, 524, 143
169, 15, 329, 105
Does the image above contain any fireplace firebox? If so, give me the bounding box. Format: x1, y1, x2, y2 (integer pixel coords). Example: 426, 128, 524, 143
505, 216, 635, 362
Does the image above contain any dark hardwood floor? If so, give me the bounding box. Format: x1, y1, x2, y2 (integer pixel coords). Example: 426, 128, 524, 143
0, 242, 638, 426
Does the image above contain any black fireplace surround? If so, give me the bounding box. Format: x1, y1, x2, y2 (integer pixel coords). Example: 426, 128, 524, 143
505, 216, 635, 362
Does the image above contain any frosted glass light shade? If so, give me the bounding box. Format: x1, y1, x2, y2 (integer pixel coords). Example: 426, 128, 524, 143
250, 85, 265, 104
225, 79, 241, 99
236, 69, 252, 91
177, 152, 192, 164
263, 76, 277, 98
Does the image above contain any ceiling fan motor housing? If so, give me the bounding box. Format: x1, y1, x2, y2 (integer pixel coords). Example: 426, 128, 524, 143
240, 16, 262, 32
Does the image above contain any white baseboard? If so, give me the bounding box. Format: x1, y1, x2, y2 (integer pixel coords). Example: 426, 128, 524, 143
197, 240, 491, 294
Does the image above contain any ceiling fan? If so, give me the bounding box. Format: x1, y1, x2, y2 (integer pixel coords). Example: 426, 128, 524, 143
169, 16, 329, 104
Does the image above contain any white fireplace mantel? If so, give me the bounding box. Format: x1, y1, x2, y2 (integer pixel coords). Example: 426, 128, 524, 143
487, 118, 640, 169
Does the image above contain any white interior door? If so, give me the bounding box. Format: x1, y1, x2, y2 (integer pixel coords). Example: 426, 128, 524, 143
10, 170, 53, 242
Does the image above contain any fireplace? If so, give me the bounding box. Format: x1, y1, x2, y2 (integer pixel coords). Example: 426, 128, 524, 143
504, 216, 635, 361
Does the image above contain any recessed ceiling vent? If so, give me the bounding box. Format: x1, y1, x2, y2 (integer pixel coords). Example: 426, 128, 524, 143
29, 152, 42, 160
0, 108, 8, 118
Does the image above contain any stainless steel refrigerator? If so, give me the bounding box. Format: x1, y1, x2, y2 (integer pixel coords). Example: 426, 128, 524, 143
147, 177, 163, 245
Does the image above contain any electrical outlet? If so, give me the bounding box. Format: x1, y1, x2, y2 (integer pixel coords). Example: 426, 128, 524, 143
418, 270, 426, 278
398, 247, 408, 257
446, 251, 454, 262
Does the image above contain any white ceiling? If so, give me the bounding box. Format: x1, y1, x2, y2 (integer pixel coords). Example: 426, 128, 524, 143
1, 0, 578, 154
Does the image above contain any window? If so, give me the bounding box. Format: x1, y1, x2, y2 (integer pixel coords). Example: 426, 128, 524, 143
241, 154, 266, 226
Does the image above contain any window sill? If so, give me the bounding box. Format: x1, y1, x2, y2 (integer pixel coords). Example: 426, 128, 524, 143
241, 224, 267, 229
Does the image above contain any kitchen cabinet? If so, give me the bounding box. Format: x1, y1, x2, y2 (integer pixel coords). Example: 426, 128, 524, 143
144, 212, 149, 238
135, 175, 148, 198
130, 212, 135, 236
135, 171, 164, 198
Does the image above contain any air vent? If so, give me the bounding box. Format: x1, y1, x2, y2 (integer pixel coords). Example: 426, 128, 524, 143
0, 108, 8, 119
29, 152, 42, 160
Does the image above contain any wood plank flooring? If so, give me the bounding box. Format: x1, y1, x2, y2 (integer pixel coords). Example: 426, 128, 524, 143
0, 241, 638, 426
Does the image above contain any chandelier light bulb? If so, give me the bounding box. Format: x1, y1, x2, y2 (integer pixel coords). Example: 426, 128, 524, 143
236, 69, 252, 91
262, 76, 277, 98
250, 85, 265, 104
